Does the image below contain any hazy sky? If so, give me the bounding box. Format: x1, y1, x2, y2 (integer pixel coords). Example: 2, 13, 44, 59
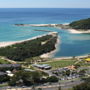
0, 0, 90, 8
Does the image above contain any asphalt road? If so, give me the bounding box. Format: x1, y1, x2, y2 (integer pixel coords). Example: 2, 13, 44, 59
0, 79, 84, 90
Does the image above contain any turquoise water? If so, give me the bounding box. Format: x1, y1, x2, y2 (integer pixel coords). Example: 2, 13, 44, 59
0, 8, 90, 57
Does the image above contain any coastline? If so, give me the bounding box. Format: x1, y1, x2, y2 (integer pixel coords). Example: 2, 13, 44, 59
68, 29, 90, 34
15, 24, 56, 27
0, 31, 89, 59
40, 36, 60, 58
2, 23, 90, 59
54, 53, 90, 60
0, 32, 57, 48
15, 23, 90, 34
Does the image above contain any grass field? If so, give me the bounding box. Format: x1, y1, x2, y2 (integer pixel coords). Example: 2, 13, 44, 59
0, 83, 8, 87
0, 58, 10, 64
39, 59, 76, 69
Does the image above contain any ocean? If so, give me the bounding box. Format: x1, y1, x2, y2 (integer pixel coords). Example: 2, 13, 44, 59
0, 8, 90, 57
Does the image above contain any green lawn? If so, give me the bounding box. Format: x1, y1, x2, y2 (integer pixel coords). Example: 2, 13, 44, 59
0, 83, 8, 87
39, 59, 76, 69
0, 59, 10, 64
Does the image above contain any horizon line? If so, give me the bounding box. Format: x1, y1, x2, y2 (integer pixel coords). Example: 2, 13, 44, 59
0, 7, 90, 9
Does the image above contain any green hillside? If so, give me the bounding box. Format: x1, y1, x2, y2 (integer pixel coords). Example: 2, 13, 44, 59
69, 18, 90, 30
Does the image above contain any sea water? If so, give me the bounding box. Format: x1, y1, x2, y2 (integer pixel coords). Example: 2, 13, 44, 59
0, 8, 90, 57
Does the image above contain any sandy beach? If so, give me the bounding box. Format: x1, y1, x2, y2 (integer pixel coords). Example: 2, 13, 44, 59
54, 54, 90, 61
0, 32, 57, 48
0, 23, 90, 58
15, 23, 90, 34
40, 36, 60, 58
15, 24, 57, 27
0, 42, 17, 47
68, 29, 90, 34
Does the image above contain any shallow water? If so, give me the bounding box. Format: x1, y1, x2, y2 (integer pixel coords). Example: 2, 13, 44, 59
0, 8, 90, 57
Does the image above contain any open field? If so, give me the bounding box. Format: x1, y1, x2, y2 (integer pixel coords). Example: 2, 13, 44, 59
0, 58, 10, 64
39, 59, 76, 69
0, 83, 8, 87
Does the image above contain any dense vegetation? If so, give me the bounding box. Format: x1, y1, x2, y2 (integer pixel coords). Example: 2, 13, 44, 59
73, 77, 90, 90
0, 34, 57, 61
9, 70, 58, 86
0, 59, 10, 64
0, 74, 10, 83
69, 18, 90, 30
0, 64, 21, 71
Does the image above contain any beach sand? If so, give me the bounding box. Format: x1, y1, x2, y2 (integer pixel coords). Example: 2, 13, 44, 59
40, 36, 60, 58
0, 32, 59, 59
69, 29, 90, 34
54, 54, 90, 60
0, 42, 17, 47
0, 32, 57, 48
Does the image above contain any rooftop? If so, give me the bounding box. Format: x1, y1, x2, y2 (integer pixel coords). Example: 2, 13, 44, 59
85, 58, 90, 62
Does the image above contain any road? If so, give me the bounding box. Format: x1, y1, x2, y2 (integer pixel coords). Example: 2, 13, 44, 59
0, 79, 84, 90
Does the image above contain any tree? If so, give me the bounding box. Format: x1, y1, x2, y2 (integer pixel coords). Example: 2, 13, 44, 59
58, 86, 61, 90
70, 18, 90, 30
47, 76, 58, 82
78, 69, 87, 76
38, 88, 42, 90
0, 34, 57, 61
73, 77, 90, 90
73, 82, 90, 90
0, 75, 10, 83
8, 70, 42, 86
65, 70, 71, 76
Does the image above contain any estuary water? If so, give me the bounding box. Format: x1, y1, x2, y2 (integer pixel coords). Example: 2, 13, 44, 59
0, 8, 90, 57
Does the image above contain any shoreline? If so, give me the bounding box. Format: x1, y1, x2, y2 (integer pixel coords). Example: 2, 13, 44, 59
0, 33, 89, 60
1, 24, 90, 59
0, 32, 57, 48
68, 29, 90, 34
54, 53, 90, 60
15, 23, 69, 26
15, 23, 90, 34
40, 36, 60, 58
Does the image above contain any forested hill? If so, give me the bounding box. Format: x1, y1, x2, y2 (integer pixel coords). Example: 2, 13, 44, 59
69, 18, 90, 30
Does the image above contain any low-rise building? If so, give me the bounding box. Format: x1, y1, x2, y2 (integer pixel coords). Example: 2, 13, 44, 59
32, 64, 52, 70
0, 64, 21, 71
85, 58, 90, 62
0, 72, 6, 76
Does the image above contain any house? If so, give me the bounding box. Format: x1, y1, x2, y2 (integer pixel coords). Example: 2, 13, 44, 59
24, 69, 35, 72
6, 70, 14, 77
0, 72, 6, 76
85, 58, 90, 62
32, 64, 52, 70
0, 64, 21, 71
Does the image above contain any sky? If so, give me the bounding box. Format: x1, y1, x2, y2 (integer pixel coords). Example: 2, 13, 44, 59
0, 0, 90, 8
